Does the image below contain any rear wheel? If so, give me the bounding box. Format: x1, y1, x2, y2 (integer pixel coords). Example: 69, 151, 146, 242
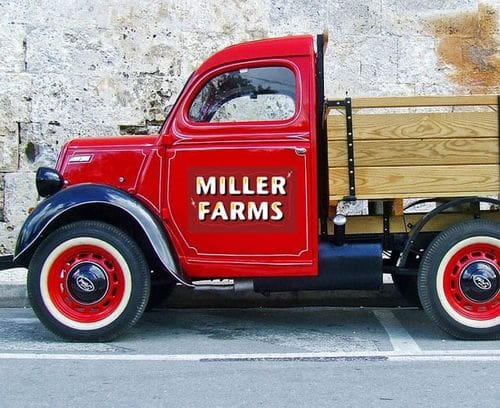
28, 221, 150, 341
418, 219, 499, 339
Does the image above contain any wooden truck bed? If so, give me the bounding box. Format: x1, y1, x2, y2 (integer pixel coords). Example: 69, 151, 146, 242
326, 95, 499, 201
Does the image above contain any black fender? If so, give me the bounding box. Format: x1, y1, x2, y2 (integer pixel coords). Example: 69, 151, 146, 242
14, 184, 192, 287
398, 196, 500, 268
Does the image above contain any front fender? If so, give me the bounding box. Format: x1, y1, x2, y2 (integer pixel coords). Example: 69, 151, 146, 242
14, 184, 192, 286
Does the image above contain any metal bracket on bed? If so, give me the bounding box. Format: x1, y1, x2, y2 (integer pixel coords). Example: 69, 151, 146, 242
327, 97, 356, 201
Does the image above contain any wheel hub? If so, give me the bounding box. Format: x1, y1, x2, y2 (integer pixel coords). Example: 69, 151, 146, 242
67, 262, 109, 304
459, 261, 499, 303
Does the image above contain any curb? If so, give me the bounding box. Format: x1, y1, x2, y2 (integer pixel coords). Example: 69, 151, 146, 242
0, 283, 29, 308
0, 268, 29, 308
1, 268, 412, 309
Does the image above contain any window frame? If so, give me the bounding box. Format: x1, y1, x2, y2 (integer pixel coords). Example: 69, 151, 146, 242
182, 59, 302, 130
188, 66, 297, 124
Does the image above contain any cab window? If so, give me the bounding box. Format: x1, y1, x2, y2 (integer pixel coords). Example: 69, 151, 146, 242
189, 67, 296, 123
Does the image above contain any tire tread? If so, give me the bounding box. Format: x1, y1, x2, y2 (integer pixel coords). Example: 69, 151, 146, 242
418, 219, 500, 340
28, 220, 150, 342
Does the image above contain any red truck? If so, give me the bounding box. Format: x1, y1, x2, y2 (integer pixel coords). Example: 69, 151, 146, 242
8, 34, 499, 341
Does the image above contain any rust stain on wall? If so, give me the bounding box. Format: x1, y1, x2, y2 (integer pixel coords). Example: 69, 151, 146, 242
428, 4, 499, 91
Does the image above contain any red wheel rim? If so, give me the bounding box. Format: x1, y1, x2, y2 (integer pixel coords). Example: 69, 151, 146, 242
46, 244, 126, 323
443, 243, 499, 321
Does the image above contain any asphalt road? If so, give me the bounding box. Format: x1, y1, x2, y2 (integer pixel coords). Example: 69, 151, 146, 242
0, 307, 499, 407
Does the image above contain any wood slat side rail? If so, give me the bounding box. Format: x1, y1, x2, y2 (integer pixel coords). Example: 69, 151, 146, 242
325, 96, 499, 201
326, 211, 500, 235
327, 111, 498, 140
328, 138, 499, 167
330, 191, 499, 200
326, 94, 499, 109
329, 164, 499, 200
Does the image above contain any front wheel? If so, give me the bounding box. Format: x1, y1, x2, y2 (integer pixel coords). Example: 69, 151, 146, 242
28, 221, 151, 341
418, 219, 499, 339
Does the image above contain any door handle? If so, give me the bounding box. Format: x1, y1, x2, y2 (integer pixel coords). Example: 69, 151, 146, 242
295, 147, 307, 155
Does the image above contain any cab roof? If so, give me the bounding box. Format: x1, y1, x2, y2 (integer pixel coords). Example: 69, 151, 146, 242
196, 35, 315, 74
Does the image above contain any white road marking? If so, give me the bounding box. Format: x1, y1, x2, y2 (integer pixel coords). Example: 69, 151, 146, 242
373, 309, 422, 353
0, 350, 499, 362
1, 310, 496, 363
389, 355, 500, 362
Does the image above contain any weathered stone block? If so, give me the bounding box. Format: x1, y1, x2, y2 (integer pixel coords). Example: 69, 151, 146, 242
326, 0, 382, 35
0, 122, 19, 172
27, 25, 191, 77
17, 122, 63, 171
26, 27, 126, 75
31, 72, 187, 136
167, 0, 271, 35
30, 73, 130, 126
270, 0, 328, 34
0, 73, 31, 123
3, 172, 37, 232
397, 35, 448, 84
25, 1, 116, 29
380, 0, 487, 36
0, 222, 17, 255
383, 0, 479, 12
0, 23, 26, 73
0, 1, 30, 25
414, 82, 460, 95
325, 35, 399, 96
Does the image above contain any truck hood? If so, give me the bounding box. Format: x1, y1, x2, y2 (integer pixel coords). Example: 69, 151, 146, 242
57, 134, 159, 192
62, 135, 158, 150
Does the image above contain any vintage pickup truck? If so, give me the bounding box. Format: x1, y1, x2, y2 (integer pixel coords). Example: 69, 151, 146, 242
7, 34, 499, 341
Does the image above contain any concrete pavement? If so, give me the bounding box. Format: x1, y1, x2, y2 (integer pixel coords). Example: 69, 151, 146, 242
0, 307, 499, 407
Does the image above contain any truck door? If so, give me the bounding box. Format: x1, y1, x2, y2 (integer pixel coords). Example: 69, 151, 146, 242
165, 62, 317, 279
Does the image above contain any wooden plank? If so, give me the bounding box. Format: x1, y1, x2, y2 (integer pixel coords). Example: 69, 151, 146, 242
331, 191, 500, 200
329, 164, 499, 200
345, 214, 478, 234
393, 199, 404, 216
328, 111, 498, 141
327, 95, 498, 109
326, 211, 500, 235
328, 138, 499, 167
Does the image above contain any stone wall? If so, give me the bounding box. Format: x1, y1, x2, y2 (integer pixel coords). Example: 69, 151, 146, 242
0, 0, 498, 253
